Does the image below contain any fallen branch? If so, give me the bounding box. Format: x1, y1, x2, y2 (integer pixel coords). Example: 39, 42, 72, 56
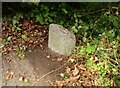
32, 61, 68, 86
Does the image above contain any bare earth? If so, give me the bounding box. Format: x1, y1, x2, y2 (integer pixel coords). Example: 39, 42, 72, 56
2, 43, 67, 86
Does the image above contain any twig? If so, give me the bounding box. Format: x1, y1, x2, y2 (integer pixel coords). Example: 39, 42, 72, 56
103, 48, 113, 51
112, 7, 119, 10
108, 58, 118, 65
113, 50, 119, 65
32, 62, 68, 86
81, 9, 107, 15
46, 80, 54, 86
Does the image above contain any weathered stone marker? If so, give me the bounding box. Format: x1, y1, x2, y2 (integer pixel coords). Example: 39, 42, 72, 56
48, 24, 76, 55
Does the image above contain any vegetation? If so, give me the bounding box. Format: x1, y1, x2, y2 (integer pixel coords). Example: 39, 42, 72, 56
1, 2, 120, 87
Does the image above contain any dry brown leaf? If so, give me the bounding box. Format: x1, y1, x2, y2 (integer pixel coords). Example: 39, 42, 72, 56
47, 55, 50, 59
57, 57, 63, 61
6, 59, 11, 63
68, 58, 75, 63
78, 64, 86, 71
4, 71, 14, 80
55, 81, 64, 86
66, 67, 71, 74
72, 66, 79, 76
73, 75, 80, 80
65, 75, 80, 83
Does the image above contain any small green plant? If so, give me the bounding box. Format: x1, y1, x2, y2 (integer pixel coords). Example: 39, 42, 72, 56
86, 43, 95, 54
113, 75, 120, 88
63, 76, 68, 81
18, 53, 25, 59
86, 56, 93, 68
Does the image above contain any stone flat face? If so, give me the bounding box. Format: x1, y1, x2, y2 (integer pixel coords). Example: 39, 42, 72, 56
48, 24, 76, 55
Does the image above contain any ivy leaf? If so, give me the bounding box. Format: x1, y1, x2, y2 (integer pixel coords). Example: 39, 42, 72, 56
74, 13, 77, 18
44, 6, 49, 11
62, 8, 68, 14
71, 26, 78, 33
91, 38, 100, 45
39, 20, 44, 25
77, 14, 81, 18
16, 47, 20, 52
83, 26, 89, 31
18, 24, 22, 27
106, 31, 113, 37
48, 17, 53, 23
17, 27, 22, 31
83, 37, 86, 42
2, 39, 7, 44
113, 75, 120, 87
36, 14, 44, 24
74, 22, 78, 27
44, 13, 49, 17
7, 36, 12, 41
117, 59, 120, 64
50, 12, 57, 17
78, 26, 82, 30
36, 15, 41, 20
86, 43, 95, 54
12, 19, 18, 25
79, 46, 86, 56
60, 20, 64, 25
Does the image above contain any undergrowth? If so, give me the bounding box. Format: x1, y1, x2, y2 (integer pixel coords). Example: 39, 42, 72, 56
1, 2, 120, 87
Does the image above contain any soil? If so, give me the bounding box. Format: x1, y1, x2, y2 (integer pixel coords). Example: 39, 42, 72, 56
1, 22, 69, 86
2, 43, 67, 86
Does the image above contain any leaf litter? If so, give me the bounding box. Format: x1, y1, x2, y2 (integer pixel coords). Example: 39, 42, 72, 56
2, 17, 49, 57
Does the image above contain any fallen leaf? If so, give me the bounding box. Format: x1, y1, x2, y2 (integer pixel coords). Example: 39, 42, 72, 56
78, 64, 86, 71
60, 73, 64, 78
66, 67, 71, 74
73, 75, 80, 80
57, 57, 63, 61
6, 59, 11, 63
72, 66, 79, 76
68, 58, 75, 63
65, 75, 80, 83
4, 71, 14, 80
55, 81, 64, 86
47, 55, 50, 58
